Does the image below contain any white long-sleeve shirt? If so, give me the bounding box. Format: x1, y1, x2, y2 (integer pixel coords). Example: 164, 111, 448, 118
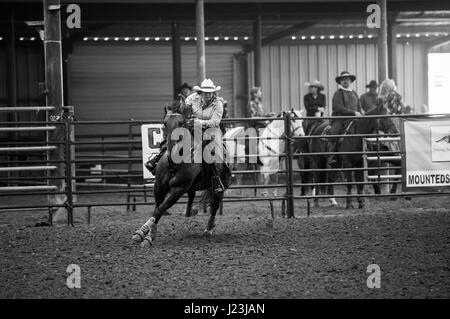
185, 93, 224, 128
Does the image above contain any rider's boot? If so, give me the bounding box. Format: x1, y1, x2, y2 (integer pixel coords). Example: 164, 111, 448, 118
145, 143, 166, 175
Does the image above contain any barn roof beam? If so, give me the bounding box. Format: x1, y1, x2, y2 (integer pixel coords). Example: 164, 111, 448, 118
261, 22, 316, 46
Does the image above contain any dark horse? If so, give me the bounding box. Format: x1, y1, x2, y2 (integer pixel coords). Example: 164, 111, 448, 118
304, 103, 396, 209
132, 103, 232, 247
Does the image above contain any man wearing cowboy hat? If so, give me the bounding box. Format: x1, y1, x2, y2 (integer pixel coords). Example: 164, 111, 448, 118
303, 80, 326, 135
185, 78, 226, 193
327, 71, 362, 166
360, 80, 378, 113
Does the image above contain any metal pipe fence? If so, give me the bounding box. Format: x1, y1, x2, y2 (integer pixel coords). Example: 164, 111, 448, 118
2, 109, 450, 224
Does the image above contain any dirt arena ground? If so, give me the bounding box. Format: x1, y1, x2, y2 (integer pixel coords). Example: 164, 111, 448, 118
0, 190, 449, 299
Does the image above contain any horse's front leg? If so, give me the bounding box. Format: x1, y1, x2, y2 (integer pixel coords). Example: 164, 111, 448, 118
205, 192, 224, 236
355, 168, 365, 209
185, 189, 198, 217
136, 186, 189, 247
344, 169, 354, 209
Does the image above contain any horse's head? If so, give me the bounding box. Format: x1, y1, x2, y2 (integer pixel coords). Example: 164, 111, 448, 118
364, 101, 398, 134
288, 108, 305, 137
163, 98, 192, 152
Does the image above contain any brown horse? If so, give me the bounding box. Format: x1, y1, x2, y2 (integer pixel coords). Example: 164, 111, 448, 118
132, 104, 232, 247
306, 102, 396, 209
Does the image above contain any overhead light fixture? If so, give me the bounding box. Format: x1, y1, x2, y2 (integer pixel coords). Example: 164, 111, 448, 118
310, 36, 316, 40
320, 35, 325, 39
329, 35, 335, 39
124, 37, 130, 41
185, 37, 190, 41
83, 37, 88, 41
301, 36, 306, 40
415, 34, 420, 37
165, 37, 170, 41
224, 36, 229, 40
134, 37, 140, 41
358, 34, 363, 39
396, 34, 401, 38
291, 36, 296, 40
234, 36, 238, 40
367, 34, 372, 38
349, 35, 354, 39
93, 37, 98, 41
425, 34, 429, 37
205, 37, 209, 41
30, 37, 35, 41
114, 37, 119, 41
19, 37, 24, 41
339, 35, 345, 39
406, 34, 410, 38
214, 36, 219, 41
244, 36, 249, 40
145, 37, 150, 41
104, 37, 109, 41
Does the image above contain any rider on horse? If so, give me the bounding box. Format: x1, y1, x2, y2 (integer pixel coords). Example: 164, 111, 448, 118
145, 78, 226, 194
327, 71, 362, 166
303, 80, 326, 136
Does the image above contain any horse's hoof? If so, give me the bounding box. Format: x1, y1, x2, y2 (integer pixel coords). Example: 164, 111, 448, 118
132, 233, 144, 243
204, 229, 214, 236
140, 237, 153, 248
358, 203, 365, 209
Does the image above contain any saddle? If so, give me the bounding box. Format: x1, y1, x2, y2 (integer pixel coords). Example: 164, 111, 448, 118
321, 120, 354, 143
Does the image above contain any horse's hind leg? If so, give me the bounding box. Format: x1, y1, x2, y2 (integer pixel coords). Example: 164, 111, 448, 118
205, 192, 223, 236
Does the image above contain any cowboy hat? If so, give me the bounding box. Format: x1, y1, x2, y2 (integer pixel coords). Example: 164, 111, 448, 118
305, 80, 324, 91
365, 80, 378, 88
335, 71, 356, 84
193, 78, 221, 93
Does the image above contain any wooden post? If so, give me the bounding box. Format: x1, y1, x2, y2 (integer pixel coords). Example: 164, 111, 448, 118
388, 15, 398, 81
253, 8, 262, 87
377, 0, 388, 83
196, 0, 206, 83
43, 0, 66, 222
172, 22, 182, 99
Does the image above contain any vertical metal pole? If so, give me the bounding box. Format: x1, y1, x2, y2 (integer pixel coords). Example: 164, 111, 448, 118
172, 22, 182, 99
284, 113, 294, 218
388, 15, 398, 81
65, 117, 74, 226
253, 8, 262, 87
126, 121, 133, 212
196, 0, 206, 83
7, 13, 17, 187
44, 0, 66, 217
377, 0, 388, 83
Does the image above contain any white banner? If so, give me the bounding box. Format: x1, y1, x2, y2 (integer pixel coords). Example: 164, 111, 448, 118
402, 117, 450, 190
141, 124, 164, 180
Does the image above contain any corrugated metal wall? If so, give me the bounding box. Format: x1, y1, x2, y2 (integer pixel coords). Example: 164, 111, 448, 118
248, 41, 427, 115
68, 43, 242, 126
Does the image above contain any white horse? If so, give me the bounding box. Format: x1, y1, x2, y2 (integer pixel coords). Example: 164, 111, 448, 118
224, 109, 306, 201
